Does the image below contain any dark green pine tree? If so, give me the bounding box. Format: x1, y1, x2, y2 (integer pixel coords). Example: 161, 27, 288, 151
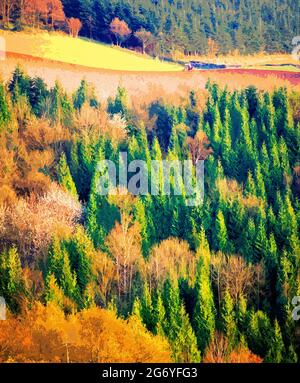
162, 279, 181, 342
173, 303, 201, 363
265, 320, 285, 363
0, 82, 11, 132
107, 86, 129, 119
64, 228, 94, 297
253, 215, 268, 263
8, 65, 31, 102
0, 247, 24, 312
50, 81, 74, 127
46, 238, 80, 305
246, 310, 273, 358
73, 79, 99, 110
140, 284, 154, 332
60, 250, 79, 303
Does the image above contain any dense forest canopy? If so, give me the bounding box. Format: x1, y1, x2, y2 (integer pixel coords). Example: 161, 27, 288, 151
0, 65, 299, 362
61, 0, 300, 54
1, 0, 300, 55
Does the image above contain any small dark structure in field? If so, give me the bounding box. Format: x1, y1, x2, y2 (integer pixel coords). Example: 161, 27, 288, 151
190, 61, 227, 70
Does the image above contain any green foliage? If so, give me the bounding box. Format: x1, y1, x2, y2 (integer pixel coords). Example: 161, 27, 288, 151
0, 248, 24, 312
56, 153, 78, 197
0, 83, 11, 132
193, 253, 215, 354
73, 79, 99, 111
60, 0, 298, 55
220, 290, 238, 349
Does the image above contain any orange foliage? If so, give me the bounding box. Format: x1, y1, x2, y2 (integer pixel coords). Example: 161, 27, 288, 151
23, 0, 65, 27
110, 17, 131, 46
204, 332, 262, 363
0, 303, 171, 363
67, 18, 82, 38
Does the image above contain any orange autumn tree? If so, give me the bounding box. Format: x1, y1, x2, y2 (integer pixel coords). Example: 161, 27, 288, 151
204, 332, 262, 363
110, 17, 131, 46
67, 17, 82, 38
47, 0, 65, 28
23, 0, 65, 28
0, 302, 171, 362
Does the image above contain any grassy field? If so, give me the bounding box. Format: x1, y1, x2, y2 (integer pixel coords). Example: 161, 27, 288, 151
0, 30, 182, 72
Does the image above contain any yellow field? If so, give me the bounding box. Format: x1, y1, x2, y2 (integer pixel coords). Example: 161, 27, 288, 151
0, 30, 182, 72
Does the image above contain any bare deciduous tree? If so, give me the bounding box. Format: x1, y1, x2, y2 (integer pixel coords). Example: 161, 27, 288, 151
211, 254, 263, 304
186, 131, 213, 166
135, 28, 154, 54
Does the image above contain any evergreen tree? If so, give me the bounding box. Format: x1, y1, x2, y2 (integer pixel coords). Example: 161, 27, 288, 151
220, 290, 238, 349
56, 153, 78, 197
193, 253, 215, 354
265, 320, 285, 363
0, 82, 11, 132
214, 209, 229, 253
73, 79, 99, 110
0, 247, 24, 311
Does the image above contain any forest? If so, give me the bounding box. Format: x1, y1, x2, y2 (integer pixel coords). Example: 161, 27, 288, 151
0, 65, 299, 362
0, 0, 299, 55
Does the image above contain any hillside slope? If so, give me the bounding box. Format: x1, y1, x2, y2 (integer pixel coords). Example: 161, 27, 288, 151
0, 30, 182, 72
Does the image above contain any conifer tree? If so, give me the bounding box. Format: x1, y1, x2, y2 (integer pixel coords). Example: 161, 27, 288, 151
214, 209, 229, 253
245, 170, 256, 196
254, 163, 266, 201
107, 86, 129, 119
140, 284, 154, 332
0, 82, 11, 132
265, 320, 285, 363
193, 253, 215, 354
153, 293, 166, 336
220, 290, 238, 349
44, 273, 65, 307
73, 79, 98, 110
0, 247, 24, 311
50, 81, 74, 126
57, 153, 78, 197
173, 304, 201, 363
